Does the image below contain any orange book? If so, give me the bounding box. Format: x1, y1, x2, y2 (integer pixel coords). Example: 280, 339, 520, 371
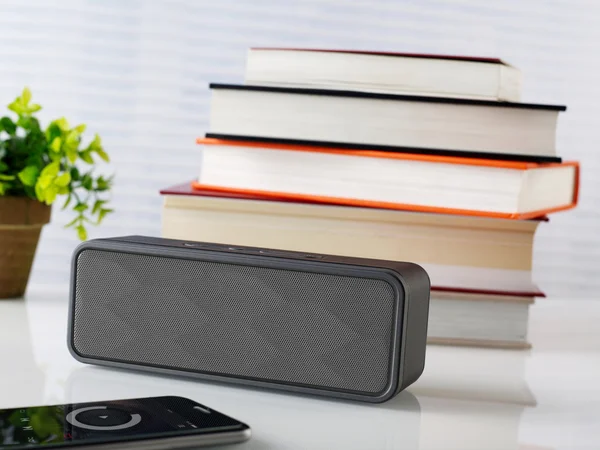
193, 138, 579, 220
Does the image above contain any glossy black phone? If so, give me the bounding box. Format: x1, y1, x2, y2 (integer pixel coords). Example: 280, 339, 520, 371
0, 396, 250, 449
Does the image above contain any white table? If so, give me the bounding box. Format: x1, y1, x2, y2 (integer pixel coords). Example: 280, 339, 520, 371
1, 287, 599, 450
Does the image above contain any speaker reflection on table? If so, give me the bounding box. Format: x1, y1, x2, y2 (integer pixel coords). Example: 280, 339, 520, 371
65, 366, 422, 450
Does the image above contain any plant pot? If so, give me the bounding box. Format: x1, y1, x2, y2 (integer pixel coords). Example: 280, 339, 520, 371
0, 197, 51, 299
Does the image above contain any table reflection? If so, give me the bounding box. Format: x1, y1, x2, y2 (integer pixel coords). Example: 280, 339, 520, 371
1, 291, 541, 449
0, 300, 45, 407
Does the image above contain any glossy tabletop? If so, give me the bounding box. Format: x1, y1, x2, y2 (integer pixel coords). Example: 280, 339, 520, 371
1, 286, 599, 450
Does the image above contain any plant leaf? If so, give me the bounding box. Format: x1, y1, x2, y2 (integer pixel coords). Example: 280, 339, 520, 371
45, 123, 61, 142
55, 117, 69, 131
40, 161, 60, 178
38, 174, 54, 189
34, 181, 45, 201
49, 152, 62, 162
7, 98, 23, 115
0, 117, 16, 135
0, 162, 8, 173
74, 123, 86, 133
66, 147, 78, 163
97, 208, 113, 224
96, 148, 110, 162
0, 174, 16, 181
44, 185, 58, 205
88, 133, 102, 151
76, 225, 88, 241
54, 171, 71, 187
64, 216, 79, 228
50, 137, 62, 153
79, 151, 94, 164
62, 193, 72, 209
96, 176, 110, 191
92, 199, 105, 214
70, 167, 80, 181
74, 203, 88, 213
65, 129, 79, 147
81, 174, 93, 190
22, 87, 32, 105
17, 166, 39, 186
16, 116, 31, 130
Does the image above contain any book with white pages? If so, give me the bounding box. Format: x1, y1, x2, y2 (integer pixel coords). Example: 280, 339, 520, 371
207, 83, 567, 162
245, 48, 523, 101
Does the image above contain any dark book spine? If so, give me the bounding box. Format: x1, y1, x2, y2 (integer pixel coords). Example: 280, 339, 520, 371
205, 134, 562, 164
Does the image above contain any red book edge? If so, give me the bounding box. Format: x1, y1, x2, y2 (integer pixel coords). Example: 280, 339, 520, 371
249, 47, 512, 66
192, 181, 576, 221
432, 286, 545, 298
160, 182, 550, 223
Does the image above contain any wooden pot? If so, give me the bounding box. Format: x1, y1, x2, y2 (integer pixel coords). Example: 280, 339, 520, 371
0, 197, 51, 299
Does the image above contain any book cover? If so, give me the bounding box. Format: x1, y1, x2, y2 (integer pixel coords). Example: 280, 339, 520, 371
206, 134, 562, 164
193, 138, 580, 220
250, 47, 514, 65
210, 83, 566, 111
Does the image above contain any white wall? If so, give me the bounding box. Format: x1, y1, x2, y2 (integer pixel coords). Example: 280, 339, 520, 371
0, 0, 597, 298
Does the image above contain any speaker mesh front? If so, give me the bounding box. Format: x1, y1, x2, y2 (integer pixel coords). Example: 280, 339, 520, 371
72, 249, 398, 395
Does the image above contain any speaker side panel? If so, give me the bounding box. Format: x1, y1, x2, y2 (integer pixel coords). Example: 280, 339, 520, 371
391, 262, 430, 392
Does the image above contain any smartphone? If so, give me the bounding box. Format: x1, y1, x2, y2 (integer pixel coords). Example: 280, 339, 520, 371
0, 396, 250, 449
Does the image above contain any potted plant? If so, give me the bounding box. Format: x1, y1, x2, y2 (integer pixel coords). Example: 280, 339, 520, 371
0, 88, 113, 299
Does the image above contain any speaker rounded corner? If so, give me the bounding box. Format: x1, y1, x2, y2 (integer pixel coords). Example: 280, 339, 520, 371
390, 262, 430, 291
399, 360, 426, 392
71, 240, 99, 264
370, 386, 401, 404
358, 370, 402, 404
66, 332, 87, 363
72, 239, 102, 259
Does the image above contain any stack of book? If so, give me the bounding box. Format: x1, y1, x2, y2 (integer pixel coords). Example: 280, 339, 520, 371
161, 48, 580, 349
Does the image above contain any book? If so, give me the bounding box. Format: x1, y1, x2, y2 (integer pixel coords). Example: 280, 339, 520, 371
428, 291, 534, 349
161, 183, 543, 271
245, 48, 523, 101
193, 138, 579, 220
420, 266, 541, 349
208, 83, 566, 162
161, 184, 544, 348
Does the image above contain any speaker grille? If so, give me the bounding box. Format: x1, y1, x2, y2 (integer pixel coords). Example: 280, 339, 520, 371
72, 249, 398, 395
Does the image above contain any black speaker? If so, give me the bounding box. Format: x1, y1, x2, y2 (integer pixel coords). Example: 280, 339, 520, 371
68, 236, 430, 403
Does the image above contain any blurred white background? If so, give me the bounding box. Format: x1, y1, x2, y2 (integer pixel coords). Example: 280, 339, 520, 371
0, 0, 597, 298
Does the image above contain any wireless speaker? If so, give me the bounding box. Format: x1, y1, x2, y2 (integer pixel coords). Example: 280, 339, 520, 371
68, 236, 430, 403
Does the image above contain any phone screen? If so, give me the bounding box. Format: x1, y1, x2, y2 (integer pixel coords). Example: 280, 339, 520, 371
0, 396, 247, 449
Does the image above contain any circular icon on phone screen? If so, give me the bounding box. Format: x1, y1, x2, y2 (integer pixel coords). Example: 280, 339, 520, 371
66, 406, 142, 431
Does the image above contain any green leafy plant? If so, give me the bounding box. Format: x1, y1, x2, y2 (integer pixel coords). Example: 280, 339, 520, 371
0, 87, 113, 240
